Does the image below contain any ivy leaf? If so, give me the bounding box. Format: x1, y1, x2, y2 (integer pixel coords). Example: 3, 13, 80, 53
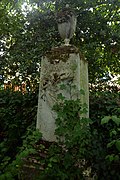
57, 93, 65, 100
107, 140, 116, 148
59, 84, 66, 90
80, 89, 85, 95
49, 157, 57, 163
110, 130, 117, 137
111, 116, 120, 126
106, 154, 114, 162
101, 116, 111, 124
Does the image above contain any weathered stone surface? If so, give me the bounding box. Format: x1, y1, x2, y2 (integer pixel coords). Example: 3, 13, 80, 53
37, 46, 89, 141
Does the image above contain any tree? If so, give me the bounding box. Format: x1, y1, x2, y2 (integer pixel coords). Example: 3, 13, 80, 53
0, 0, 120, 89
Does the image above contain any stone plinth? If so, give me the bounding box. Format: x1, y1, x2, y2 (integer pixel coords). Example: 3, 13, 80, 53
36, 46, 89, 142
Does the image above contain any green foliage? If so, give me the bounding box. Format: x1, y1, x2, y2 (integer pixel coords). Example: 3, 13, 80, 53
97, 115, 120, 178
38, 98, 92, 179
0, 128, 42, 179
1, 93, 92, 179
101, 116, 120, 161
89, 85, 120, 179
101, 115, 120, 126
0, 0, 120, 85
0, 86, 120, 179
0, 89, 38, 175
36, 91, 120, 179
53, 98, 90, 143
90, 83, 120, 121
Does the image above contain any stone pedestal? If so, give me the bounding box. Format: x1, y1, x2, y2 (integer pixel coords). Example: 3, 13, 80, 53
36, 46, 89, 142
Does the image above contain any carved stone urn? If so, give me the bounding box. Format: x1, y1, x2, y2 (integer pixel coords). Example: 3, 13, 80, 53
56, 5, 77, 45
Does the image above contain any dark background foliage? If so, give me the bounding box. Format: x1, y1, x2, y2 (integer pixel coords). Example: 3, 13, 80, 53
0, 0, 120, 86
0, 89, 38, 174
0, 86, 119, 179
89, 84, 120, 179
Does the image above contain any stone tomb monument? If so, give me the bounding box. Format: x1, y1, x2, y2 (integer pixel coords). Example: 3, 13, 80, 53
36, 5, 89, 142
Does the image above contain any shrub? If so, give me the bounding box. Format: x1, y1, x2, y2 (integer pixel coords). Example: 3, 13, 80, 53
89, 85, 120, 179
0, 85, 120, 179
0, 89, 38, 174
0, 128, 42, 179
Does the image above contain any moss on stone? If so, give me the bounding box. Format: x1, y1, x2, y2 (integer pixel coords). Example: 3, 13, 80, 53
46, 45, 79, 64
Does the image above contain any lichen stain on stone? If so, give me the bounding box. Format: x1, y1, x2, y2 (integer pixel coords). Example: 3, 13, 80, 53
46, 45, 79, 64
